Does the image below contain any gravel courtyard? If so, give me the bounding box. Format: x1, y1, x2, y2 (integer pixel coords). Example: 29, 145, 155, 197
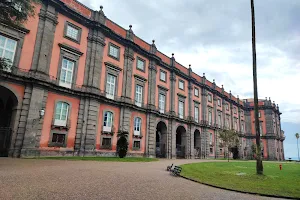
0, 158, 283, 200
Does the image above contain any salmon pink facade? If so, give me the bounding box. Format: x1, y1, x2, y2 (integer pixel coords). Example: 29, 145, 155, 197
0, 0, 285, 160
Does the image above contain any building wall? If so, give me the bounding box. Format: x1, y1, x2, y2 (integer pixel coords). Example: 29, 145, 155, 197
0, 0, 285, 160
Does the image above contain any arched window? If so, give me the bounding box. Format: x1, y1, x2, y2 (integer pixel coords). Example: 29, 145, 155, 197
134, 117, 142, 135
103, 111, 113, 132
54, 101, 69, 126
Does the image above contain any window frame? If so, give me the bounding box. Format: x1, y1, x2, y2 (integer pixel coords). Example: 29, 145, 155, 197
57, 43, 83, 89
101, 137, 112, 149
103, 111, 114, 132
133, 117, 142, 136
133, 140, 141, 150
194, 103, 199, 123
158, 85, 168, 114
134, 75, 147, 107
104, 62, 122, 100
108, 42, 120, 60
48, 130, 68, 147
194, 87, 199, 97
0, 24, 28, 70
63, 21, 82, 44
178, 79, 185, 90
136, 56, 145, 72
217, 99, 221, 107
159, 69, 167, 82
208, 107, 213, 125
0, 34, 17, 71
208, 93, 212, 102
54, 101, 70, 127
178, 95, 186, 119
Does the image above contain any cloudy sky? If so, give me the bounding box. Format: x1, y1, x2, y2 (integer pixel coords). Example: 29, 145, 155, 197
78, 0, 300, 158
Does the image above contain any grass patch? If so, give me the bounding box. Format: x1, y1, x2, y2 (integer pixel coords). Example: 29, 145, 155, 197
181, 162, 300, 198
29, 156, 158, 162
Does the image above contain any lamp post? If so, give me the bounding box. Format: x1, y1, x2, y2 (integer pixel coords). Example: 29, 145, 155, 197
250, 0, 263, 174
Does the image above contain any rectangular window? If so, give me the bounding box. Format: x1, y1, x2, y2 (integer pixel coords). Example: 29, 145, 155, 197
137, 58, 145, 71
234, 118, 238, 130
179, 80, 184, 90
208, 94, 212, 102
159, 93, 166, 113
226, 104, 229, 111
66, 25, 79, 40
54, 102, 69, 127
217, 99, 221, 107
103, 111, 113, 132
258, 112, 261, 118
59, 58, 74, 88
210, 148, 213, 154
102, 138, 111, 149
51, 133, 66, 145
134, 118, 142, 135
194, 104, 199, 123
241, 122, 244, 132
160, 70, 166, 82
179, 100, 184, 119
108, 43, 120, 59
106, 74, 116, 99
133, 141, 140, 150
208, 109, 212, 125
135, 85, 143, 107
0, 35, 17, 71
234, 107, 237, 114
226, 116, 230, 128
210, 133, 213, 143
194, 88, 199, 97
218, 113, 222, 127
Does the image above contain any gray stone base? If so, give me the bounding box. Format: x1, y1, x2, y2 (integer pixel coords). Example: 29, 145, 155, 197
19, 149, 145, 158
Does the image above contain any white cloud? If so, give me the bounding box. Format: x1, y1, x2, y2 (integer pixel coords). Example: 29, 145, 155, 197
77, 0, 300, 124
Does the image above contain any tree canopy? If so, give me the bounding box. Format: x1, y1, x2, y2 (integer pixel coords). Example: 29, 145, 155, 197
0, 0, 40, 25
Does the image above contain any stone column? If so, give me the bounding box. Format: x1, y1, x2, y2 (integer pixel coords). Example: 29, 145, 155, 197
31, 2, 58, 78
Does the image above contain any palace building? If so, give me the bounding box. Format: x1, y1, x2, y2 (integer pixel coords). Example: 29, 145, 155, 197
0, 0, 285, 160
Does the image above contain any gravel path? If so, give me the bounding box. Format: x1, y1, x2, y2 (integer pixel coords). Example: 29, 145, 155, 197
0, 158, 284, 200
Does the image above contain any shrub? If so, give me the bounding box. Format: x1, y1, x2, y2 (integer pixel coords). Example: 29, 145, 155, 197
117, 131, 129, 158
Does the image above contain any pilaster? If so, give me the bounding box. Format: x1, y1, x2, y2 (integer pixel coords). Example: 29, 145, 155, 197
121, 47, 135, 102
147, 40, 157, 109
31, 2, 58, 78
21, 87, 47, 157
169, 54, 176, 115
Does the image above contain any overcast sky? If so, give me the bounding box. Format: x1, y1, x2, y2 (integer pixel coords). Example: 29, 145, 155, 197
78, 0, 300, 158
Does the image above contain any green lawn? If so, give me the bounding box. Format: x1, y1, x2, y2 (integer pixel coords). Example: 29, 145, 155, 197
30, 156, 158, 162
180, 162, 300, 198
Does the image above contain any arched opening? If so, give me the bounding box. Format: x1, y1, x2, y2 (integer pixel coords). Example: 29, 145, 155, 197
0, 86, 18, 157
194, 129, 201, 158
176, 126, 186, 158
156, 121, 167, 158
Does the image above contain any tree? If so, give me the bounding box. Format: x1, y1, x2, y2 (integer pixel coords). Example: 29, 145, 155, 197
116, 131, 129, 158
0, 0, 40, 25
219, 129, 239, 162
250, 0, 263, 175
296, 133, 299, 161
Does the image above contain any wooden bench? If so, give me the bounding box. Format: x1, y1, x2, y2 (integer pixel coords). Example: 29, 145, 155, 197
166, 163, 173, 171
171, 166, 182, 176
